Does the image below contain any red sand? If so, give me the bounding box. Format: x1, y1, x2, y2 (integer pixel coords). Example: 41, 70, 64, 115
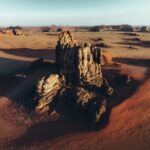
0, 31, 150, 150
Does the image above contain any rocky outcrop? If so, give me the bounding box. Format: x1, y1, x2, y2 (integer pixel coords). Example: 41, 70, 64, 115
55, 31, 102, 86
35, 31, 113, 125
0, 29, 22, 36
55, 31, 77, 74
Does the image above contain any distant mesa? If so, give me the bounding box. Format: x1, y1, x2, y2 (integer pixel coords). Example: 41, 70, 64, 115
88, 24, 150, 32
41, 25, 74, 33
139, 26, 149, 32
42, 27, 50, 32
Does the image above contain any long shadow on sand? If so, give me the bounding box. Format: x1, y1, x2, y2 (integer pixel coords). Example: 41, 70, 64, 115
112, 57, 150, 67
0, 57, 30, 96
46, 33, 59, 36
118, 38, 150, 48
0, 56, 57, 109
12, 120, 87, 147
1, 48, 55, 61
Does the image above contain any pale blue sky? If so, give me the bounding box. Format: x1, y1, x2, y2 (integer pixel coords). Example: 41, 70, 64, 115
0, 0, 150, 26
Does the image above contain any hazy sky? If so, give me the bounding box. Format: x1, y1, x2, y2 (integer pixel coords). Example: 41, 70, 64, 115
0, 0, 150, 26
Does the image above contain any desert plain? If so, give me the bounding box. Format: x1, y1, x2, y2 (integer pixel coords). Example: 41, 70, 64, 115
0, 28, 150, 150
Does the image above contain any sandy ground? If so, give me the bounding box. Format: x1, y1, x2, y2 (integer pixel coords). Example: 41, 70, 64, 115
0, 29, 150, 150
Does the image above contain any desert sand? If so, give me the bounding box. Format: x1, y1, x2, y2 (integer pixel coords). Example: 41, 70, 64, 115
0, 29, 150, 150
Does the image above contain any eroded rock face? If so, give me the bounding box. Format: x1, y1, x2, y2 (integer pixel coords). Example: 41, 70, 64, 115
35, 74, 65, 113
56, 32, 103, 87
76, 44, 102, 86
35, 31, 113, 125
55, 31, 77, 73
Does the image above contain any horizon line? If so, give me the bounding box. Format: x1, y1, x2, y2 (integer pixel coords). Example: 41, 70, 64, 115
0, 24, 150, 28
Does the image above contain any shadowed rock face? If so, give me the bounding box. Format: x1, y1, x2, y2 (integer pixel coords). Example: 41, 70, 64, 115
35, 31, 113, 125
55, 31, 77, 74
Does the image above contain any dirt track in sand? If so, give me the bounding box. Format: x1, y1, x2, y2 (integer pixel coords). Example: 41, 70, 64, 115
0, 30, 150, 150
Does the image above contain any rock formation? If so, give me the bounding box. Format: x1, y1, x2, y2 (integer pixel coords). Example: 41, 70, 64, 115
35, 31, 113, 125
0, 29, 22, 36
